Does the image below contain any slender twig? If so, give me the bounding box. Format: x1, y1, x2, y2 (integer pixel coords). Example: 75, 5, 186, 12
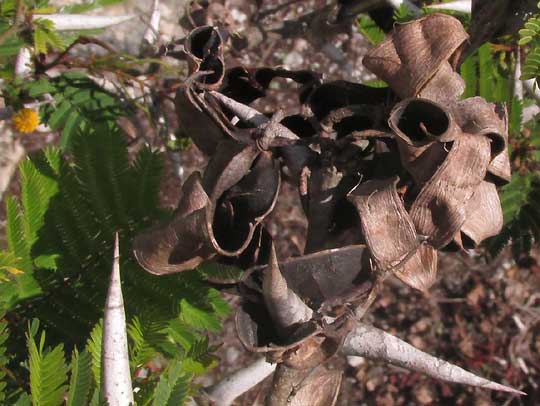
41, 36, 116, 71
0, 0, 23, 47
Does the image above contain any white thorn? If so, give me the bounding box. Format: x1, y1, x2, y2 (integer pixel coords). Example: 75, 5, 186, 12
33, 14, 135, 31
205, 357, 276, 406
14, 47, 32, 78
102, 233, 134, 406
208, 91, 269, 127
262, 245, 313, 330
385, 0, 421, 15
425, 0, 471, 13
514, 49, 524, 103
524, 79, 540, 104
143, 0, 161, 46
343, 323, 526, 395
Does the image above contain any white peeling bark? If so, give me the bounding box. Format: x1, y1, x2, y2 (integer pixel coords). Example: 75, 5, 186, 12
205, 357, 276, 406
32, 14, 135, 31
342, 323, 525, 395
263, 245, 313, 330
425, 0, 471, 13
102, 234, 134, 406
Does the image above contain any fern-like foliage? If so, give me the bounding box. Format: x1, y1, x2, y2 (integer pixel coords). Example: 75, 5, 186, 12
0, 316, 8, 402
393, 3, 415, 23
519, 2, 540, 86
460, 43, 511, 103
128, 317, 169, 368
23, 73, 126, 149
67, 348, 93, 406
3, 315, 206, 405
357, 15, 385, 45
27, 327, 69, 406
1, 120, 228, 399
33, 18, 65, 55
151, 361, 191, 406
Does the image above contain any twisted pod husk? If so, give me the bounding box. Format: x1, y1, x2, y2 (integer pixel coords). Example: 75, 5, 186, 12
134, 14, 521, 404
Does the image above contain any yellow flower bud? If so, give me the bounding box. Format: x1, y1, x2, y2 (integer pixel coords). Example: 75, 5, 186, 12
12, 108, 40, 133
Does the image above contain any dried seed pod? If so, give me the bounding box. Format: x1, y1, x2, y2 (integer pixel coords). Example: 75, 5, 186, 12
363, 13, 468, 99
134, 143, 281, 275
452, 98, 511, 184
287, 366, 342, 406
348, 177, 437, 292
175, 85, 236, 155
457, 181, 504, 248
235, 300, 320, 353
409, 132, 492, 248
247, 245, 370, 310
184, 25, 224, 89
305, 80, 391, 120
282, 335, 341, 370
389, 98, 458, 184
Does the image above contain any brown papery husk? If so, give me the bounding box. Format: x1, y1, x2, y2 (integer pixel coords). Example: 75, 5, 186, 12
244, 245, 369, 310
133, 143, 281, 275
347, 177, 437, 291
220, 66, 321, 105
452, 97, 508, 158
235, 300, 320, 353
184, 25, 225, 89
202, 142, 281, 257
287, 366, 342, 406
417, 61, 465, 103
133, 172, 215, 275
304, 80, 392, 120
175, 86, 234, 156
393, 244, 438, 293
388, 98, 458, 185
389, 98, 458, 146
282, 335, 341, 370
457, 181, 504, 249
453, 100, 511, 184
410, 132, 492, 248
301, 163, 344, 254
348, 178, 419, 270
319, 105, 383, 137
363, 13, 468, 99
